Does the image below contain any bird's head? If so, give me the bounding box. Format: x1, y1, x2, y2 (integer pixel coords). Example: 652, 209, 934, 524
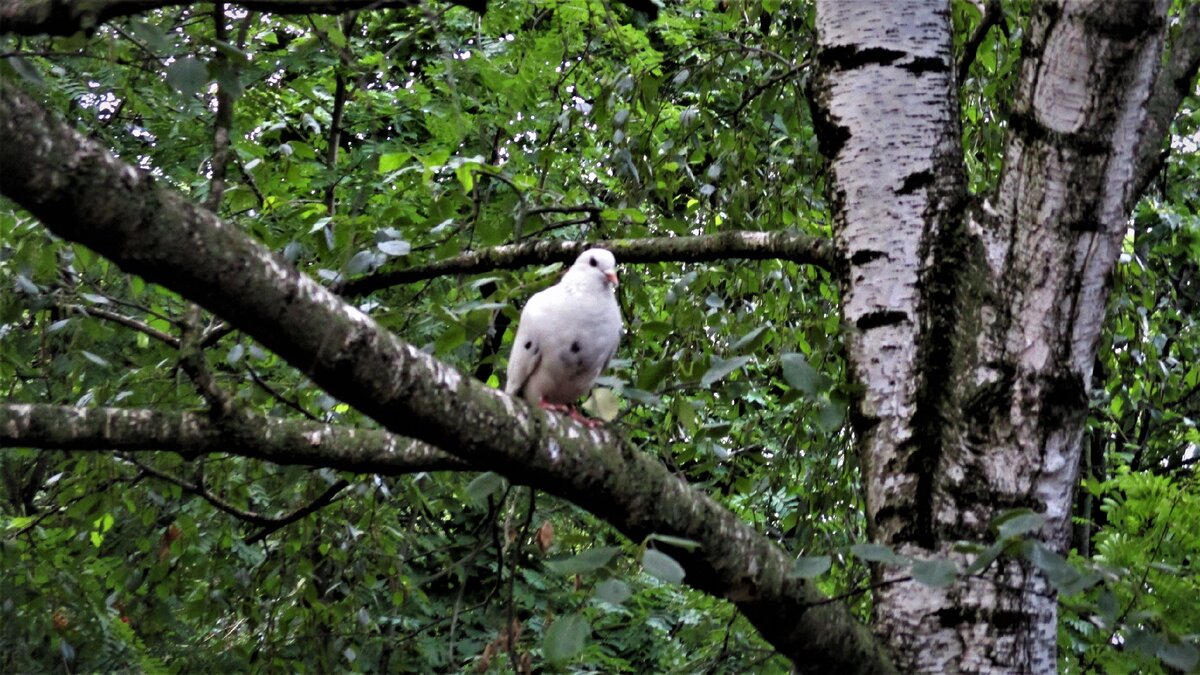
567, 248, 619, 290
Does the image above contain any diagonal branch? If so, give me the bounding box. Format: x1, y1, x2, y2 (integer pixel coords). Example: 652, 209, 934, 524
1128, 2, 1200, 208
0, 80, 893, 674
64, 303, 180, 347
244, 478, 349, 544
123, 451, 353, 544
335, 231, 836, 297
957, 0, 1004, 84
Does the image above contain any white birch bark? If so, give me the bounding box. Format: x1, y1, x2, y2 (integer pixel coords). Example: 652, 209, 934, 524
816, 0, 1169, 671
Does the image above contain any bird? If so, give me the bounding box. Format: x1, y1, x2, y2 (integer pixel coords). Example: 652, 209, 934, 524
505, 248, 623, 427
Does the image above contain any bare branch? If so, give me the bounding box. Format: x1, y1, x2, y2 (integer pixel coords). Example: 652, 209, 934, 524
244, 478, 349, 544
178, 304, 236, 416
123, 452, 353, 543
336, 231, 836, 297
0, 403, 466, 474
64, 303, 180, 347
1129, 3, 1200, 208
124, 453, 283, 526
957, 0, 1004, 84
202, 3, 235, 213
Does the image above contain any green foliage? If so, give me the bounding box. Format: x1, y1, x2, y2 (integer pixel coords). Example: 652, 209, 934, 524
1060, 472, 1200, 674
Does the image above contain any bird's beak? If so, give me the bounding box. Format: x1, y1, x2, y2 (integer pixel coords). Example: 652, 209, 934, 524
605, 270, 619, 287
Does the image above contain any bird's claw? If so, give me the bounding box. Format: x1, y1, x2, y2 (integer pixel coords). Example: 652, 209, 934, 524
538, 399, 604, 428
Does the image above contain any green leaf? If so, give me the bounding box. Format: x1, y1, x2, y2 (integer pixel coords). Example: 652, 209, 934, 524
963, 541, 1005, 575
81, 351, 109, 367
991, 508, 1045, 539
849, 543, 906, 565
643, 534, 701, 552
728, 325, 767, 352
582, 387, 620, 422
379, 152, 411, 173
377, 240, 411, 257
781, 353, 829, 395
464, 472, 505, 505
345, 250, 376, 275
1026, 542, 1082, 593
642, 549, 686, 584
1158, 641, 1199, 673
544, 547, 621, 575
911, 557, 957, 588
544, 613, 590, 664
790, 555, 831, 579
817, 400, 846, 432
594, 578, 631, 605
700, 355, 752, 388
166, 57, 208, 97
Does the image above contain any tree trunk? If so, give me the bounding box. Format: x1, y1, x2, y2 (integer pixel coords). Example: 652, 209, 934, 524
813, 0, 1169, 671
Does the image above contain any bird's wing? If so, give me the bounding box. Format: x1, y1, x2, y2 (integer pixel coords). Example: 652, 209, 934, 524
504, 288, 555, 397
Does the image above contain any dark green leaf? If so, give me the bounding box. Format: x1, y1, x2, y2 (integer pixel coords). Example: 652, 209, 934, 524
991, 508, 1045, 539
700, 355, 752, 388
544, 547, 621, 575
781, 353, 829, 395
464, 472, 505, 505
544, 613, 590, 664
593, 578, 631, 605
849, 543, 906, 565
911, 558, 957, 588
790, 555, 831, 579
642, 549, 686, 584
166, 57, 208, 97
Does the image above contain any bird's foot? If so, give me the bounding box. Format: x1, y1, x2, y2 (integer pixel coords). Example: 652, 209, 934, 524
538, 399, 604, 428
537, 399, 572, 414
567, 406, 604, 429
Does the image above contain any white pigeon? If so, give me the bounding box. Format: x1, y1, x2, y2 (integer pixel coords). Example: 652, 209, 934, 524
505, 248, 623, 426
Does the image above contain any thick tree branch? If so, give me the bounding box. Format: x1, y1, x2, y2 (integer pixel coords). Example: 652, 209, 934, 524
1129, 3, 1200, 208
0, 81, 893, 674
0, 0, 487, 37
336, 231, 837, 297
0, 403, 466, 474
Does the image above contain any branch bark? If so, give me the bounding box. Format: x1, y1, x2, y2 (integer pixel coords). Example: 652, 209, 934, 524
0, 0, 487, 37
335, 231, 837, 296
0, 403, 465, 474
0, 80, 894, 674
1128, 2, 1200, 206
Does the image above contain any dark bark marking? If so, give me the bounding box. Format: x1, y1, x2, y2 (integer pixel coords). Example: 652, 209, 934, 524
1038, 371, 1088, 429
1082, 3, 1162, 43
855, 311, 908, 330
897, 171, 935, 196
902, 56, 947, 75
850, 250, 887, 266
819, 45, 904, 70
1007, 110, 1110, 155
935, 606, 977, 627
963, 366, 1015, 444
1065, 217, 1102, 233
809, 98, 851, 160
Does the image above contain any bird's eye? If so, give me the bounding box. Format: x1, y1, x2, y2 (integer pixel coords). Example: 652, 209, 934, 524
589, 257, 597, 267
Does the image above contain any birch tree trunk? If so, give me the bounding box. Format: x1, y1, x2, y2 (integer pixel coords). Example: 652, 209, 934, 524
813, 0, 1169, 670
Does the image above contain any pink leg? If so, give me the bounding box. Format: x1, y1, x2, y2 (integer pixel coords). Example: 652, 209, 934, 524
538, 398, 571, 413
538, 398, 604, 428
